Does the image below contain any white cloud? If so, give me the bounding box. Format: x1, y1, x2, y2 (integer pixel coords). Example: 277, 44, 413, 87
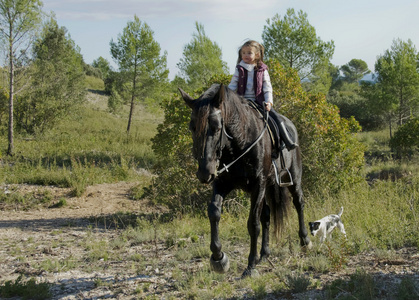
43, 0, 280, 21
41, 0, 419, 78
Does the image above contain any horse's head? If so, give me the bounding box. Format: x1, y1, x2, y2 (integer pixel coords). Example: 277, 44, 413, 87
179, 84, 227, 184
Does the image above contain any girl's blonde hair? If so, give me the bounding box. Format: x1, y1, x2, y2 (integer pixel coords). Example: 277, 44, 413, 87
237, 40, 265, 67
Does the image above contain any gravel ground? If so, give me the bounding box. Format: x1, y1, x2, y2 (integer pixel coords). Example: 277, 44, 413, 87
1, 183, 418, 299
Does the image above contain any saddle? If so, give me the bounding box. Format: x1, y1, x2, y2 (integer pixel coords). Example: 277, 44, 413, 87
248, 101, 294, 187
248, 101, 281, 156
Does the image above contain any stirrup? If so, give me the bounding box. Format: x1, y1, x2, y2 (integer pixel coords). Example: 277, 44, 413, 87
279, 168, 293, 187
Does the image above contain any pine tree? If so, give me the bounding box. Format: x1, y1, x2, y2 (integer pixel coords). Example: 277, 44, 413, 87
110, 15, 169, 133
15, 17, 86, 134
0, 0, 43, 155
177, 22, 228, 91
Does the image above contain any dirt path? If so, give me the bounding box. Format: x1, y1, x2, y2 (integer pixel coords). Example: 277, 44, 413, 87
1, 182, 147, 221
0, 183, 171, 299
1, 183, 418, 299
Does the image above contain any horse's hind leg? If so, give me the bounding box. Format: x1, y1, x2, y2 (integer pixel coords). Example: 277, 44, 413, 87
259, 199, 271, 262
242, 184, 266, 277
289, 183, 312, 249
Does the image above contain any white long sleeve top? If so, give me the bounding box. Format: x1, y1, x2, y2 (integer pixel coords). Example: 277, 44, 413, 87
228, 60, 273, 105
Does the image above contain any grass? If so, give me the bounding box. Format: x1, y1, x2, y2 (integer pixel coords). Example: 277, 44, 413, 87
0, 89, 162, 195
1, 206, 417, 299
38, 256, 79, 273
94, 203, 416, 298
0, 188, 54, 210
1, 82, 418, 298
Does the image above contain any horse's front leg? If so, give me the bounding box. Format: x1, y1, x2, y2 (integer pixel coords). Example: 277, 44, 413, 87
242, 184, 265, 277
209, 180, 231, 273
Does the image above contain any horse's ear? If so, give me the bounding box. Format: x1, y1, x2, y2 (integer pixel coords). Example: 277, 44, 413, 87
178, 88, 195, 109
214, 84, 226, 108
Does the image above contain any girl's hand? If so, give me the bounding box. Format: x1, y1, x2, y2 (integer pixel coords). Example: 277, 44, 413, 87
264, 102, 272, 111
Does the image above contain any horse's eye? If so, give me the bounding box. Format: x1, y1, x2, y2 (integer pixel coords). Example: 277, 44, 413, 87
211, 124, 221, 133
209, 118, 222, 133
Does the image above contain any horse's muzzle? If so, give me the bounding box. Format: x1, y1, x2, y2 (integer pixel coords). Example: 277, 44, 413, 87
196, 171, 215, 184
196, 159, 217, 183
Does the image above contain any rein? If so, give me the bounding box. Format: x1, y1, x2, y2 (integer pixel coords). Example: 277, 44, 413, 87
217, 108, 269, 176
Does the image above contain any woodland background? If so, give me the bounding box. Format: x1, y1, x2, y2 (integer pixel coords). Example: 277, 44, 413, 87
0, 1, 418, 299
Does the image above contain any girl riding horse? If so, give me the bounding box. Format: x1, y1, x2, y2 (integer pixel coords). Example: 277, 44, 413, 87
228, 40, 298, 151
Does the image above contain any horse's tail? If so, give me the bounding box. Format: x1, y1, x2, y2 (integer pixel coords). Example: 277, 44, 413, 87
267, 185, 290, 240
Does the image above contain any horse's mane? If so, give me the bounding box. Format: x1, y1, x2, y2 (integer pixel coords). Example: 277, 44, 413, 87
194, 86, 216, 138
222, 87, 253, 148
193, 84, 255, 148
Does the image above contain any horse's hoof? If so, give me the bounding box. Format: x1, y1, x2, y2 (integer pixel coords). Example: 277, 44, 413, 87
241, 268, 260, 278
257, 253, 269, 264
307, 241, 313, 249
302, 240, 313, 252
210, 252, 230, 273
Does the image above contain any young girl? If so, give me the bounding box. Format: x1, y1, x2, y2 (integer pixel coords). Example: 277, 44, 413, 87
228, 40, 298, 151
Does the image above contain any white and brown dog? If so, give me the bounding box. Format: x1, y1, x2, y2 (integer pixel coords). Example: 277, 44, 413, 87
309, 207, 346, 243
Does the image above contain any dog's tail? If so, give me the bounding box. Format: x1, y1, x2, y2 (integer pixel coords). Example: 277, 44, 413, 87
338, 206, 344, 217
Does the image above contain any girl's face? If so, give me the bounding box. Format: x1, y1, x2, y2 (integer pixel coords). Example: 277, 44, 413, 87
240, 46, 259, 65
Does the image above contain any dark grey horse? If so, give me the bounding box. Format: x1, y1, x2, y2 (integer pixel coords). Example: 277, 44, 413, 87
180, 84, 311, 277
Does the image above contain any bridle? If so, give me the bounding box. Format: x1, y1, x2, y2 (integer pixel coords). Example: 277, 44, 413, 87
199, 110, 229, 160
212, 107, 270, 176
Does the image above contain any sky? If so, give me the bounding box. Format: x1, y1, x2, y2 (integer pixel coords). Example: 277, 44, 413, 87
41, 0, 419, 80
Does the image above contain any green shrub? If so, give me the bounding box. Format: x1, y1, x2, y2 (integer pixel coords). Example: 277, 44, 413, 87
396, 277, 419, 300
390, 117, 419, 156
286, 273, 311, 293
0, 275, 51, 300
326, 269, 376, 300
0, 189, 54, 210
49, 198, 67, 208
268, 61, 365, 194
328, 89, 386, 131
85, 75, 105, 91
325, 236, 350, 271
0, 86, 7, 135
251, 276, 268, 299
16, 18, 86, 135
108, 87, 123, 113
304, 253, 331, 273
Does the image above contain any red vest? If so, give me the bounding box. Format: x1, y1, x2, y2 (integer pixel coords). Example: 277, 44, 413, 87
236, 62, 268, 106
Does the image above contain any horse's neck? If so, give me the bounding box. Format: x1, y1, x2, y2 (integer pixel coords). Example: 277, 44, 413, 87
225, 100, 260, 148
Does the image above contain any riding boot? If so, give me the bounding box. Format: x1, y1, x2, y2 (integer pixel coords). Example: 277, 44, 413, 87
278, 121, 298, 151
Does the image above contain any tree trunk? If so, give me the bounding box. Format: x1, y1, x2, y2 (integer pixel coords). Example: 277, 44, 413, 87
127, 96, 134, 133
398, 87, 403, 126
126, 64, 138, 133
389, 118, 392, 140
7, 33, 14, 156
